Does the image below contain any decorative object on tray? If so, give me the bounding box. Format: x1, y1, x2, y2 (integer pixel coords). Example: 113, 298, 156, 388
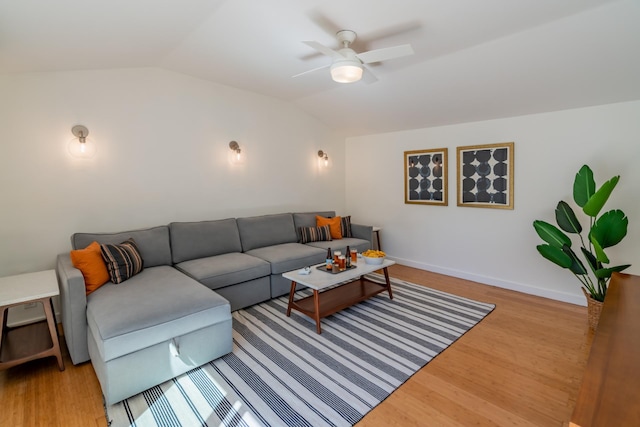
533, 164, 630, 329
362, 249, 386, 265
316, 264, 357, 274
456, 142, 514, 209
404, 148, 448, 205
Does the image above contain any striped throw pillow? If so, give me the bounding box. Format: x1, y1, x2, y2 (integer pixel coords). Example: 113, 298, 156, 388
340, 216, 353, 238
100, 238, 144, 284
300, 225, 332, 244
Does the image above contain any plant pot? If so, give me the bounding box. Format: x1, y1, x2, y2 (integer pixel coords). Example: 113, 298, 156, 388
581, 287, 604, 331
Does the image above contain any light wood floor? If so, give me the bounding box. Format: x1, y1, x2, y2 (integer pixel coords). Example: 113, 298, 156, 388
0, 265, 592, 426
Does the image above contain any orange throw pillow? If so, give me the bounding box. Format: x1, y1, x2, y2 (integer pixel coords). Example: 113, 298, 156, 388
70, 241, 110, 295
316, 215, 342, 239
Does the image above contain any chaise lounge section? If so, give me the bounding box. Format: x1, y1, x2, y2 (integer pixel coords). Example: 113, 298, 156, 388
57, 225, 233, 405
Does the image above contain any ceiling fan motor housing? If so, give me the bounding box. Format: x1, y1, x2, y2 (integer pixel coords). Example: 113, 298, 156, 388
336, 29, 357, 46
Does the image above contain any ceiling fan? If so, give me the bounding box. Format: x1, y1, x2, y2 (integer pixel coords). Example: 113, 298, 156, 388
293, 29, 414, 84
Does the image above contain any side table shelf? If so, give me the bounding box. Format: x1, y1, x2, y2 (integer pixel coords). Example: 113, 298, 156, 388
0, 270, 65, 371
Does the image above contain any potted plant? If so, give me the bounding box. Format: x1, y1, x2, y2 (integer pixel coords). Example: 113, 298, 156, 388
533, 164, 630, 329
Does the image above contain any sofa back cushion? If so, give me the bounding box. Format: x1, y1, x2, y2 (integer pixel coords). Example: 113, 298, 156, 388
170, 218, 242, 263
71, 226, 171, 268
293, 211, 336, 241
236, 213, 298, 252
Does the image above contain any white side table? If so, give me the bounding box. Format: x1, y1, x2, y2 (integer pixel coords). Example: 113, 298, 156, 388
0, 270, 65, 371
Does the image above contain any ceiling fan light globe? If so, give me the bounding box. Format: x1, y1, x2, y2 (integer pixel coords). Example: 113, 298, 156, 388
330, 62, 363, 83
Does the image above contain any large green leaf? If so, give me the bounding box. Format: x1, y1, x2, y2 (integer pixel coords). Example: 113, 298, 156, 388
555, 201, 582, 234
537, 244, 572, 268
533, 220, 572, 248
573, 165, 595, 207
595, 264, 631, 279
590, 209, 628, 248
562, 245, 587, 275
589, 236, 609, 264
583, 176, 619, 217
581, 247, 601, 274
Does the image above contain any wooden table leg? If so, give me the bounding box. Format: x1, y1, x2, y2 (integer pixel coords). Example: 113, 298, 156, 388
43, 297, 64, 371
383, 267, 394, 300
0, 306, 7, 351
286, 281, 297, 317
313, 289, 322, 334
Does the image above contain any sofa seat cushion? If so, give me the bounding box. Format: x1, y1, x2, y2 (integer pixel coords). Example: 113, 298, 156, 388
305, 237, 370, 254
86, 265, 230, 362
246, 243, 325, 274
175, 252, 270, 291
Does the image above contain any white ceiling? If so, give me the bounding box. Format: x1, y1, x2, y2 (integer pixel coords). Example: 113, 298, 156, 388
2, 0, 639, 136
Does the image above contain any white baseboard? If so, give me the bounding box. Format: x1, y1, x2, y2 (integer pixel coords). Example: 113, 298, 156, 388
389, 256, 586, 307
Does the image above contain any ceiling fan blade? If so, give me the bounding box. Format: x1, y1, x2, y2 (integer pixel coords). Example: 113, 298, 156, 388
362, 65, 379, 84
292, 64, 330, 78
356, 44, 414, 64
302, 41, 343, 60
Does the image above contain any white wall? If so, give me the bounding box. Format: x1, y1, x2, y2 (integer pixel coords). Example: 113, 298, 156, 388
346, 101, 640, 305
0, 68, 346, 321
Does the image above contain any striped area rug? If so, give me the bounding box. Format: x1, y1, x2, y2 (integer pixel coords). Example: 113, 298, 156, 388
107, 274, 494, 427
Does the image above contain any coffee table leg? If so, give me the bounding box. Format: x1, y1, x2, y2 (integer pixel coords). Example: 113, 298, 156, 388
383, 267, 394, 300
313, 289, 322, 334
286, 281, 297, 317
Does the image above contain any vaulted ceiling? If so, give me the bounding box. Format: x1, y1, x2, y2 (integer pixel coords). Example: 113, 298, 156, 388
2, 0, 639, 136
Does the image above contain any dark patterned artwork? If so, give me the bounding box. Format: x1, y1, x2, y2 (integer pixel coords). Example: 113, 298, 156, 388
404, 148, 448, 205
456, 142, 514, 209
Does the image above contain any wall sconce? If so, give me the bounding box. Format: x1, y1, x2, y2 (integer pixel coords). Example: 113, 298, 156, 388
229, 140, 242, 163
68, 125, 97, 159
318, 150, 329, 167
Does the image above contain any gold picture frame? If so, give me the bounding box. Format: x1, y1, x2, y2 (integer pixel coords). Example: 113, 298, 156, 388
456, 142, 514, 209
404, 148, 448, 206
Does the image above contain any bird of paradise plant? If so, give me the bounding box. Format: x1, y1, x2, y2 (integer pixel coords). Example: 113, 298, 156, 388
533, 165, 630, 302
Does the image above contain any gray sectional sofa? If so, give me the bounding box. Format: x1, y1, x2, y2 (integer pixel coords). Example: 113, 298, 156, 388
56, 211, 372, 404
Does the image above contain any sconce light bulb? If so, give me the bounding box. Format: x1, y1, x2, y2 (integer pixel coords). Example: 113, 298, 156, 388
80, 142, 86, 153
324, 156, 328, 167
236, 149, 241, 161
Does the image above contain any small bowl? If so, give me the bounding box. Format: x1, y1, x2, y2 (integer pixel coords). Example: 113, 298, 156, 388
362, 255, 385, 265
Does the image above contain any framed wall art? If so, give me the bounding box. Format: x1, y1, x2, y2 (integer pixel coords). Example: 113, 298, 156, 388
456, 142, 514, 209
404, 148, 448, 206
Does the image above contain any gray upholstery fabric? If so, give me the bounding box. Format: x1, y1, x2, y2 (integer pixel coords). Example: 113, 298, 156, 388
292, 211, 336, 241
271, 273, 304, 298
237, 213, 298, 251
175, 252, 270, 290
351, 223, 373, 244
170, 219, 242, 264
56, 254, 90, 365
215, 277, 271, 311
86, 265, 230, 362
246, 242, 325, 274
89, 319, 232, 405
72, 226, 172, 267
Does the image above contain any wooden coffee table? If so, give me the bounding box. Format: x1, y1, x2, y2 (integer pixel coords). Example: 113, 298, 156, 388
283, 259, 395, 334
